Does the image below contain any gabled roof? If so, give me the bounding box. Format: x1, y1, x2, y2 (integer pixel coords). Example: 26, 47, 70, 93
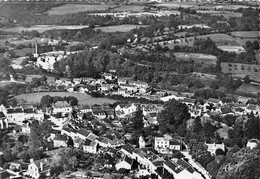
247, 104, 257, 110
124, 156, 133, 165
53, 134, 67, 141
24, 108, 35, 114
121, 143, 135, 154
176, 159, 195, 173
53, 101, 70, 108
169, 140, 181, 146
220, 107, 232, 114
207, 98, 221, 104
164, 160, 182, 174
0, 112, 6, 118
7, 107, 24, 114
77, 129, 91, 137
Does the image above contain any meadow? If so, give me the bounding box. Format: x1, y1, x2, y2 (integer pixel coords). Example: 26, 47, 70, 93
231, 31, 260, 38
15, 92, 116, 105
162, 33, 241, 49
47, 4, 116, 15
95, 25, 147, 33
2, 25, 89, 33
173, 52, 218, 65
113, 5, 145, 12
197, 10, 242, 18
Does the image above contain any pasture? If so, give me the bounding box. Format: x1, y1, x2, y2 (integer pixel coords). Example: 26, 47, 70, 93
217, 46, 245, 54
197, 10, 242, 18
15, 92, 116, 105
95, 25, 147, 33
173, 52, 218, 65
231, 31, 259, 38
162, 33, 241, 49
113, 5, 145, 12
47, 4, 116, 15
2, 25, 89, 33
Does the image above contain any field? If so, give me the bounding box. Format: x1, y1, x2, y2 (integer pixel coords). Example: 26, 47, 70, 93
95, 25, 147, 33
15, 92, 116, 105
47, 4, 116, 15
113, 5, 145, 12
154, 3, 195, 9
237, 83, 260, 95
173, 52, 218, 65
231, 31, 260, 38
25, 75, 55, 83
197, 10, 242, 18
2, 25, 89, 33
0, 81, 25, 88
162, 33, 241, 49
217, 46, 245, 53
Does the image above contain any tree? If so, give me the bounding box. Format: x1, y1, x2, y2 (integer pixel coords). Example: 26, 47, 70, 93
158, 99, 190, 134
243, 76, 251, 84
245, 116, 260, 139
202, 122, 217, 139
193, 116, 202, 134
40, 95, 53, 107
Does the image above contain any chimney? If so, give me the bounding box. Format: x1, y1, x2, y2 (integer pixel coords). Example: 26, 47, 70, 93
30, 158, 34, 163
40, 162, 43, 171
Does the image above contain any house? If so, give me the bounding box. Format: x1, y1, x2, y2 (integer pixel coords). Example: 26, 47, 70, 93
132, 148, 164, 174
205, 142, 225, 155
163, 159, 202, 179
78, 105, 92, 113
154, 136, 181, 154
92, 111, 106, 119
120, 84, 138, 92
121, 143, 135, 158
5, 107, 24, 125
83, 139, 98, 154
246, 139, 259, 149
207, 98, 222, 106
77, 128, 91, 140
0, 112, 8, 129
9, 161, 22, 172
53, 134, 68, 147
52, 101, 73, 114
26, 158, 51, 179
115, 103, 139, 117
117, 77, 130, 85
73, 137, 85, 148
115, 156, 133, 171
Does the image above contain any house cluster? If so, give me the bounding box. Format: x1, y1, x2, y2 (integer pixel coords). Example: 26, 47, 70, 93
119, 141, 202, 179
0, 104, 44, 129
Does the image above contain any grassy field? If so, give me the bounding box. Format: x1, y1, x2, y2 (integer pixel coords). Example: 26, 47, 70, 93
15, 92, 116, 105
231, 31, 260, 38
197, 10, 242, 18
25, 75, 55, 83
2, 25, 89, 33
0, 81, 25, 88
154, 3, 195, 9
162, 33, 241, 49
217, 46, 245, 53
95, 25, 147, 33
173, 52, 218, 65
47, 4, 116, 15
113, 5, 145, 12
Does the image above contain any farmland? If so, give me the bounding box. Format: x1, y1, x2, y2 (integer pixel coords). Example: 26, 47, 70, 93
113, 5, 145, 12
95, 25, 147, 33
15, 92, 116, 105
197, 10, 242, 18
231, 31, 260, 38
47, 4, 116, 15
217, 46, 245, 54
162, 33, 241, 49
173, 52, 218, 65
2, 25, 89, 33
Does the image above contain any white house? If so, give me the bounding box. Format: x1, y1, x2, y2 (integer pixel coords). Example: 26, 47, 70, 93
26, 158, 51, 179
115, 156, 133, 171
163, 159, 202, 179
246, 139, 259, 150
52, 101, 73, 114
83, 139, 98, 154
53, 134, 68, 147
205, 142, 225, 155
154, 136, 181, 154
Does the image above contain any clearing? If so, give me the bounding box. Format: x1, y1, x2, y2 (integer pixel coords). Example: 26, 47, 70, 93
15, 92, 116, 105
113, 5, 145, 12
197, 10, 242, 18
231, 31, 260, 38
47, 4, 116, 15
173, 52, 218, 65
162, 33, 241, 49
95, 25, 147, 33
2, 25, 89, 33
